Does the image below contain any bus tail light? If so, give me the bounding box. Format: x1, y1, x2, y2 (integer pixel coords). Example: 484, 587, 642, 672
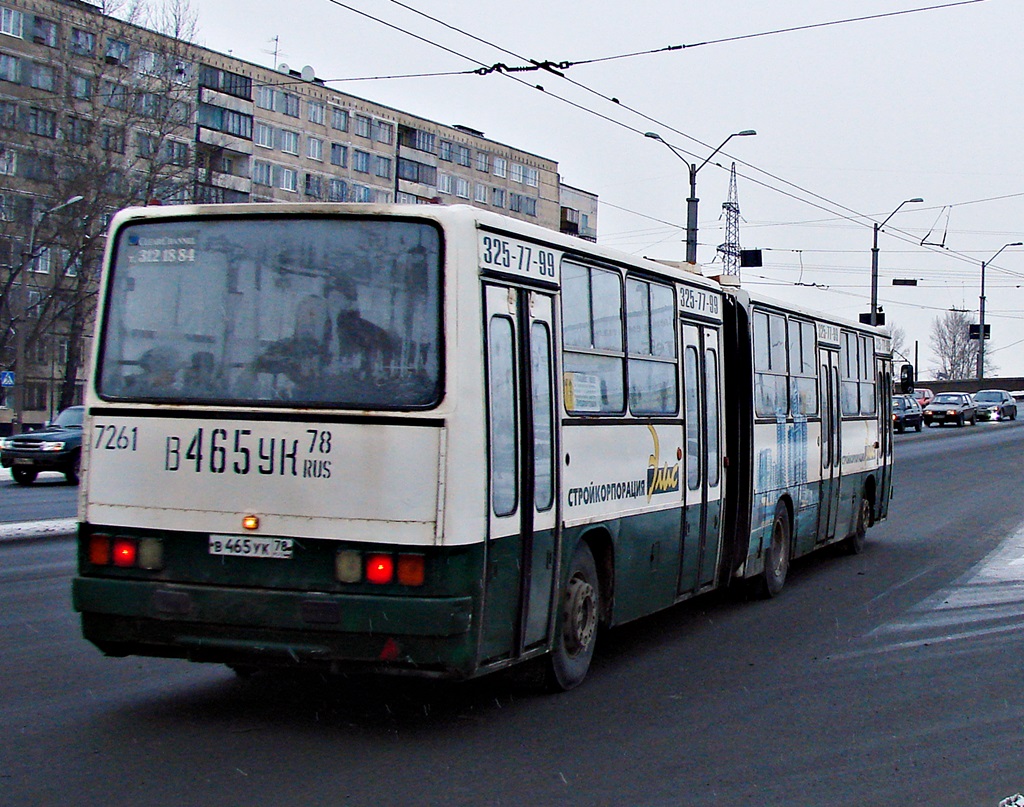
89, 534, 112, 565
397, 554, 425, 586
88, 534, 163, 570
335, 550, 362, 583
365, 554, 394, 585
112, 538, 137, 567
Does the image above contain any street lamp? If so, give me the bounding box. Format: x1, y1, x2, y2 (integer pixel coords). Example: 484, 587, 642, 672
977, 241, 1022, 380
12, 194, 84, 432
869, 197, 923, 326
645, 129, 756, 265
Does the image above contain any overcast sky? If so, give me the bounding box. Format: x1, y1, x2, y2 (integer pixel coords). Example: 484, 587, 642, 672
183, 0, 1022, 378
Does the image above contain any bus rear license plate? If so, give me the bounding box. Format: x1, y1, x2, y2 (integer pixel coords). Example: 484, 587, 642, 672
209, 535, 294, 559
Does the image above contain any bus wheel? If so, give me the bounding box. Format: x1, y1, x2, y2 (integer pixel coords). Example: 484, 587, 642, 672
546, 542, 600, 692
756, 503, 790, 598
844, 495, 871, 555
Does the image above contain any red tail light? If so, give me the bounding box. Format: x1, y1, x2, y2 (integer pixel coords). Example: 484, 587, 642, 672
89, 534, 112, 565
112, 538, 137, 568
365, 554, 394, 584
397, 554, 425, 586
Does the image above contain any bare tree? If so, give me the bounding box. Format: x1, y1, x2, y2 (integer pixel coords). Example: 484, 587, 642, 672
929, 309, 995, 380
0, 0, 198, 422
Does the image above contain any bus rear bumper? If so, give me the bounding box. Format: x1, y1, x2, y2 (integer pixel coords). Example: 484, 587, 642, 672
72, 577, 476, 677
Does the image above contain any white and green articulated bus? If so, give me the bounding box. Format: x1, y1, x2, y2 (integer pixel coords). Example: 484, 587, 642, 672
72, 203, 892, 690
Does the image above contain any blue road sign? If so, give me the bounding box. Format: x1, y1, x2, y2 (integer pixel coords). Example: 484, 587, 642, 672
0, 371, 14, 387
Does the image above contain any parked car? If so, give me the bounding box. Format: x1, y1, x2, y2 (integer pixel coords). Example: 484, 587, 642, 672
913, 387, 935, 407
892, 394, 923, 433
0, 405, 84, 485
973, 389, 1018, 421
922, 392, 977, 427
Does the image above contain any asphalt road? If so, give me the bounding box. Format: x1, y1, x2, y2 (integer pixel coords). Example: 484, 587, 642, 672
2, 421, 1024, 806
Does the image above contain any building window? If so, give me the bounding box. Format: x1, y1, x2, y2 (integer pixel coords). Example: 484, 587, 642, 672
65, 116, 90, 144
397, 158, 436, 185
164, 140, 189, 166
101, 125, 125, 153
374, 155, 391, 179
70, 72, 91, 99
331, 106, 348, 131
1, 7, 24, 38
437, 173, 452, 194
492, 187, 506, 208
276, 166, 297, 192
352, 150, 370, 173
476, 152, 489, 172
330, 142, 347, 167
32, 17, 58, 47
0, 52, 19, 83
439, 140, 452, 162
138, 91, 162, 118
399, 125, 435, 154
454, 177, 470, 199
105, 38, 129, 66
307, 136, 323, 161
255, 85, 274, 110
0, 146, 15, 176
100, 80, 126, 109
474, 183, 487, 203
69, 28, 94, 55
524, 167, 539, 187
136, 131, 158, 157
252, 160, 272, 186
304, 173, 322, 197
510, 163, 525, 183
26, 107, 56, 137
31, 247, 51, 274
328, 178, 347, 202
308, 101, 325, 125
254, 122, 274, 148
493, 157, 507, 178
373, 120, 393, 144
197, 103, 253, 139
455, 145, 471, 167
509, 193, 537, 216
354, 114, 371, 138
279, 129, 299, 155
198, 64, 252, 100
277, 92, 299, 117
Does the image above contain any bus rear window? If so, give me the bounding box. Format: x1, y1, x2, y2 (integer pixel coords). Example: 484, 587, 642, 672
98, 216, 443, 409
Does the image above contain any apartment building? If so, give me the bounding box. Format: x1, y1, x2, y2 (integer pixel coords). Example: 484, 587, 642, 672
0, 0, 598, 432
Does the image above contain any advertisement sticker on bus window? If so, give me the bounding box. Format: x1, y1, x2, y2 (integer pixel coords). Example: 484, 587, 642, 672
479, 231, 560, 285
123, 230, 199, 266
677, 284, 722, 321
563, 372, 602, 412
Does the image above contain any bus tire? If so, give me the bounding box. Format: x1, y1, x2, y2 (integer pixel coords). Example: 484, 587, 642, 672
756, 503, 790, 598
844, 495, 871, 555
546, 541, 600, 692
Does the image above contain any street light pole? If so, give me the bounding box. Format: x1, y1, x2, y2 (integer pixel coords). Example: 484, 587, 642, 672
869, 197, 923, 326
977, 241, 1022, 380
646, 130, 756, 265
12, 194, 84, 433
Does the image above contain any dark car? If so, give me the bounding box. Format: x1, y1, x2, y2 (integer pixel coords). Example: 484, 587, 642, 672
0, 405, 84, 485
972, 389, 1017, 422
892, 394, 923, 433
922, 392, 977, 428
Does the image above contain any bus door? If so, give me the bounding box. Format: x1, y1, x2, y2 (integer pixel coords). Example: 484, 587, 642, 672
818, 348, 842, 541
877, 361, 892, 510
481, 283, 558, 662
679, 322, 724, 593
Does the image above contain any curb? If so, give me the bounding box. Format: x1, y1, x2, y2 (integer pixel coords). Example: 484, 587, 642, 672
0, 518, 77, 543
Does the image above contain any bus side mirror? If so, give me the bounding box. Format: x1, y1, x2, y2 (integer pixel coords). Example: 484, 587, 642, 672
899, 364, 915, 394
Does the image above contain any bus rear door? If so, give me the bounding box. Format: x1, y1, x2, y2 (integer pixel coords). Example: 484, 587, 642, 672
480, 283, 558, 663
